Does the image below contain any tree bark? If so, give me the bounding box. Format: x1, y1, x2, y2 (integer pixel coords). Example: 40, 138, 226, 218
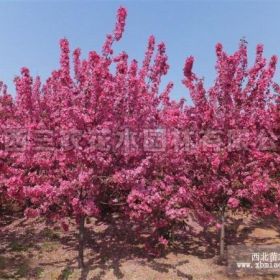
78, 216, 85, 268
219, 209, 226, 260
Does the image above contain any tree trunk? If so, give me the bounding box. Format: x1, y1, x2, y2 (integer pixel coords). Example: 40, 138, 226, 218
78, 216, 85, 268
219, 209, 226, 260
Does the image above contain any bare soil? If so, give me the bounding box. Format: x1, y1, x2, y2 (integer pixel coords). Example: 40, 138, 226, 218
1, 212, 280, 280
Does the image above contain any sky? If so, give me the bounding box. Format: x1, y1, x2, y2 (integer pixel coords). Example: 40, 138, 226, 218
0, 0, 280, 103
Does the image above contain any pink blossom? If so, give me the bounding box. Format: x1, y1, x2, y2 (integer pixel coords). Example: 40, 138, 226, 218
158, 236, 168, 246
227, 197, 240, 209
25, 208, 39, 218
215, 223, 222, 229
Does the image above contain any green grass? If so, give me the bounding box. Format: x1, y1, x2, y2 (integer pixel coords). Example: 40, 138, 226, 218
15, 262, 29, 278
14, 259, 44, 279
32, 266, 44, 278
10, 241, 29, 252
41, 241, 59, 252
59, 266, 73, 280
41, 227, 60, 240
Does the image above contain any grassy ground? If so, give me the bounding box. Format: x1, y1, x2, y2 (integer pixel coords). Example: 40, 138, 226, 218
0, 212, 280, 280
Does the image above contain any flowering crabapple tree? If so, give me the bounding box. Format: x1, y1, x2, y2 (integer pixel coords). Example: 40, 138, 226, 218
99, 16, 196, 252
1, 5, 279, 267
0, 82, 17, 215
125, 98, 193, 252
4, 6, 182, 267
247, 68, 280, 222
182, 40, 280, 259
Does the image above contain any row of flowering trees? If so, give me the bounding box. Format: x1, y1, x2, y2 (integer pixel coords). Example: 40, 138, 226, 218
0, 7, 279, 267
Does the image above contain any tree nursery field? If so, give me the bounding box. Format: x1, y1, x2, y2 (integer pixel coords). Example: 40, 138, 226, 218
0, 6, 280, 280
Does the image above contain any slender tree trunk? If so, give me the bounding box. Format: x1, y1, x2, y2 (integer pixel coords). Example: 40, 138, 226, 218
78, 216, 85, 268
219, 209, 226, 260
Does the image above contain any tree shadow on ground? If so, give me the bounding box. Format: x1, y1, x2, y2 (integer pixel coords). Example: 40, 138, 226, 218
1, 213, 280, 280
78, 214, 194, 280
